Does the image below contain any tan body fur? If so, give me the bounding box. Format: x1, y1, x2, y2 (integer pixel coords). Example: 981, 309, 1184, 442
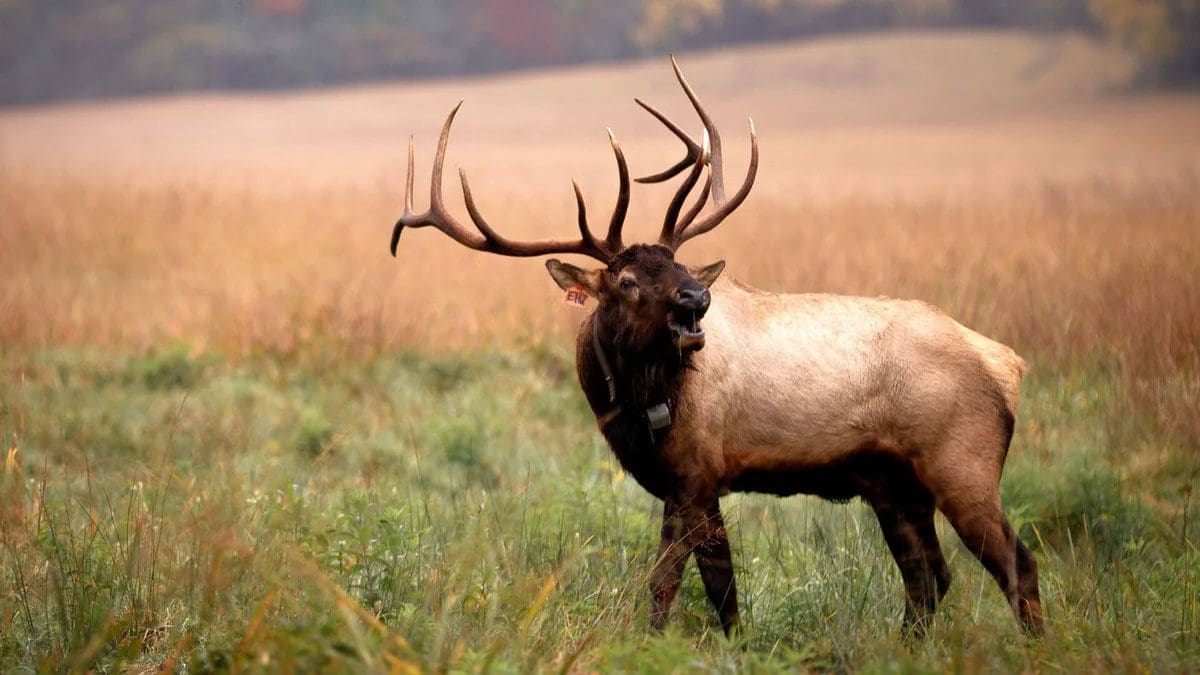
671, 277, 1025, 501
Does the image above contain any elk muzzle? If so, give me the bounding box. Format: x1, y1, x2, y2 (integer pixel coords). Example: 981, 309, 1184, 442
669, 284, 711, 350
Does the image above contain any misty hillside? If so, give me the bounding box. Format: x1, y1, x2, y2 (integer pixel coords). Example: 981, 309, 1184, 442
1, 0, 1197, 105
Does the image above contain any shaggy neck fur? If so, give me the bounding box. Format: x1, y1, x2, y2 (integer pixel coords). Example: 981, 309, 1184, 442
577, 310, 694, 499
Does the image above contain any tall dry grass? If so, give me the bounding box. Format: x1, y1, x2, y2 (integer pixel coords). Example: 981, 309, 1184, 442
2, 171, 1197, 369
0, 30, 1197, 422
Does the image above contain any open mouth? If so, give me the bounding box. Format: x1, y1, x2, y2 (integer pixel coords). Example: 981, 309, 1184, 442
668, 315, 705, 350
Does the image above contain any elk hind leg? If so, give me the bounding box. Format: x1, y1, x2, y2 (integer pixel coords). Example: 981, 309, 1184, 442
1013, 526, 1043, 633
930, 476, 1043, 634
869, 485, 950, 635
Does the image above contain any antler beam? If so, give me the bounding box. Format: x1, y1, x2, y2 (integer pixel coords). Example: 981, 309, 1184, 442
390, 103, 629, 264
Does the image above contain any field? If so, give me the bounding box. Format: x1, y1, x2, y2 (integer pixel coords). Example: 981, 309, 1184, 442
1, 30, 1199, 672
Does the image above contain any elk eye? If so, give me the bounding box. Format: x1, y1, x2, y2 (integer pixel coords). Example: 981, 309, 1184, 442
619, 278, 636, 292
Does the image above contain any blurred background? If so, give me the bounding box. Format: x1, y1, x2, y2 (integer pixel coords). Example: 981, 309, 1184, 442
2, 0, 1198, 104
2, 0, 1198, 353
1, 2, 1198, 672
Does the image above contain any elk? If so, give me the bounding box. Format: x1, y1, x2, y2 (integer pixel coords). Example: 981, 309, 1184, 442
389, 57, 1043, 637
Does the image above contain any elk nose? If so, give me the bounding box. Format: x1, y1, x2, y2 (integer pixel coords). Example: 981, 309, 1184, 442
673, 287, 711, 315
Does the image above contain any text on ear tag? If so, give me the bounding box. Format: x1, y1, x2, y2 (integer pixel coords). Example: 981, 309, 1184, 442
563, 284, 589, 309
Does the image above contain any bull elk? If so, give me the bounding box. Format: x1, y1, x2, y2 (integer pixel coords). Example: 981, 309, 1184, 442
388, 57, 1043, 637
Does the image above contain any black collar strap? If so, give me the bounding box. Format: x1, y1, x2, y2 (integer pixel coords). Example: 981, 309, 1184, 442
596, 407, 622, 430
592, 317, 622, 430
592, 317, 617, 404
590, 316, 673, 436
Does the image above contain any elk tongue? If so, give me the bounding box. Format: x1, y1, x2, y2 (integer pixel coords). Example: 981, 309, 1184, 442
670, 318, 705, 350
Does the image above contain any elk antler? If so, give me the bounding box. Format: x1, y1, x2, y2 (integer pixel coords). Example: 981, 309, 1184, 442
637, 55, 758, 250
657, 130, 710, 245
390, 102, 630, 264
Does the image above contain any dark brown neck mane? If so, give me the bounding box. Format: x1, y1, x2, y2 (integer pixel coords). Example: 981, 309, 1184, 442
576, 311, 694, 499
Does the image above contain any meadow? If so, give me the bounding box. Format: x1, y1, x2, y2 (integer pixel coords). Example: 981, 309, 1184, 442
1, 31, 1198, 672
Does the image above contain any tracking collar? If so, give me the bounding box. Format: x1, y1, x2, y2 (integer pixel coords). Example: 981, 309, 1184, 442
591, 317, 672, 438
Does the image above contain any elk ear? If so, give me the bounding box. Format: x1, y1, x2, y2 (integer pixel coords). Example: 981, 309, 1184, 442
690, 260, 726, 288
546, 259, 603, 294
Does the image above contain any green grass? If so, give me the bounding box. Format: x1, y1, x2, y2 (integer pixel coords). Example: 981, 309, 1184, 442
0, 344, 1196, 672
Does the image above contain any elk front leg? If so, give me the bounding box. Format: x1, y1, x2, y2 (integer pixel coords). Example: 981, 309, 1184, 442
649, 496, 739, 634
649, 497, 690, 630
694, 500, 739, 635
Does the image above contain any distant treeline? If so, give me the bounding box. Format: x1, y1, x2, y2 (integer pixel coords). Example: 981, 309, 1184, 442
2, 0, 1197, 104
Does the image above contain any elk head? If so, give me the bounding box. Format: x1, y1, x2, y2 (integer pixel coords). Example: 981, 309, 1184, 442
546, 246, 725, 353
390, 56, 757, 356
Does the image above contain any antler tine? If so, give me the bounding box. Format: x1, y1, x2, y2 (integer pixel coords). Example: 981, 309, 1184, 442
391, 135, 417, 255
404, 135, 415, 213
637, 55, 759, 252
657, 130, 708, 246
572, 180, 594, 243
674, 133, 713, 235
634, 55, 727, 206
605, 128, 630, 254
390, 102, 622, 264
667, 54, 725, 205
391, 102, 487, 257
673, 117, 758, 247
632, 98, 701, 184
459, 168, 505, 243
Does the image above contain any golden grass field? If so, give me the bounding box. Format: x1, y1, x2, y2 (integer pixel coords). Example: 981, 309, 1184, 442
3, 28, 1198, 476
1, 31, 1199, 671
1, 29, 1196, 362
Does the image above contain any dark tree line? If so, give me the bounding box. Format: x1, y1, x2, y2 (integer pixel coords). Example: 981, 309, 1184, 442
1, 0, 1196, 105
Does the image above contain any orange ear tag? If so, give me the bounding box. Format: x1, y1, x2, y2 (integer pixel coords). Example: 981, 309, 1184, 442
563, 284, 589, 309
